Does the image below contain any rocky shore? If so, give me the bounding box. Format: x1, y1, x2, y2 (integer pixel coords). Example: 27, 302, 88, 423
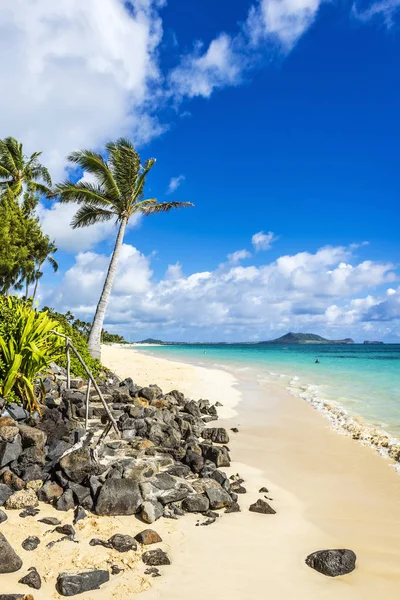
0, 363, 286, 597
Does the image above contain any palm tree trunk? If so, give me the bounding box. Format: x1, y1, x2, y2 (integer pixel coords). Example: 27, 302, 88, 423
88, 217, 128, 360
25, 279, 29, 299
32, 271, 40, 301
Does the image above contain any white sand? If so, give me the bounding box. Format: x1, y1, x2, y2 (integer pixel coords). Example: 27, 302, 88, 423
102, 345, 400, 600
2, 345, 400, 599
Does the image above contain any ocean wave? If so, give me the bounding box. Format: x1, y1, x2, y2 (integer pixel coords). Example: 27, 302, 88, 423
285, 380, 400, 471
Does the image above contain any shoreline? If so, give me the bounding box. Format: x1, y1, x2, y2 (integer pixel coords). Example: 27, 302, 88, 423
101, 345, 400, 599
120, 344, 400, 473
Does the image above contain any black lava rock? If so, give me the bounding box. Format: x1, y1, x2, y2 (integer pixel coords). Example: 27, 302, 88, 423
305, 549, 357, 577
57, 570, 110, 596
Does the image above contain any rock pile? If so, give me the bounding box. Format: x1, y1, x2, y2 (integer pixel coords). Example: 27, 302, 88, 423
0, 367, 240, 524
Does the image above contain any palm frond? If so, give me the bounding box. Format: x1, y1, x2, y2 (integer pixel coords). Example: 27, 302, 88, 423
141, 201, 194, 215
48, 256, 58, 272
27, 181, 52, 196
71, 204, 115, 229
29, 160, 52, 187
67, 149, 120, 202
52, 180, 113, 206
107, 138, 141, 204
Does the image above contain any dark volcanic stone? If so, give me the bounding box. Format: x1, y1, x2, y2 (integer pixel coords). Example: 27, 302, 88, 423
96, 479, 142, 516
38, 517, 61, 525
142, 549, 171, 566
205, 486, 232, 510
135, 529, 162, 545
56, 489, 75, 512
0, 484, 13, 506
182, 494, 210, 513
202, 427, 229, 444
259, 486, 269, 493
225, 502, 241, 513
60, 447, 105, 484
19, 507, 39, 518
0, 596, 28, 600
55, 525, 75, 537
0, 483, 13, 506
18, 424, 47, 449
0, 509, 7, 523
0, 436, 23, 468
19, 566, 42, 589
202, 445, 230, 468
57, 570, 110, 596
249, 499, 276, 514
22, 536, 40, 551
0, 532, 23, 573
144, 566, 161, 577
108, 534, 137, 552
73, 506, 87, 525
37, 480, 63, 503
305, 549, 357, 577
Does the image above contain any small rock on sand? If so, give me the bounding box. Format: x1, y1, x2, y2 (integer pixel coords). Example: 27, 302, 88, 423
249, 499, 276, 514
56, 570, 110, 596
135, 529, 162, 545
0, 533, 23, 573
142, 549, 171, 566
19, 566, 42, 589
21, 536, 40, 551
305, 549, 356, 577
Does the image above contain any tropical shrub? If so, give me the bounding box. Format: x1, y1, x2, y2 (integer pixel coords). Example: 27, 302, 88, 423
0, 296, 64, 412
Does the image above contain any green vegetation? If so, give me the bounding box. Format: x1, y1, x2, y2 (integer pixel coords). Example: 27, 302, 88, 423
52, 138, 193, 359
0, 296, 63, 412
264, 332, 355, 344
0, 137, 58, 297
41, 308, 103, 379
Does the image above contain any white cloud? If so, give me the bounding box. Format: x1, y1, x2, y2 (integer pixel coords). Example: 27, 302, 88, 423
252, 231, 278, 251
167, 175, 185, 194
43, 242, 399, 341
352, 0, 400, 26
227, 249, 252, 264
0, 0, 165, 178
246, 0, 322, 49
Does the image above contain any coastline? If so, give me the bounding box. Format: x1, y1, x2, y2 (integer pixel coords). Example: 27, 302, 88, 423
101, 344, 400, 599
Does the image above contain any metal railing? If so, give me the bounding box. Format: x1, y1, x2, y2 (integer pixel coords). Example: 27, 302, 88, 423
50, 330, 119, 436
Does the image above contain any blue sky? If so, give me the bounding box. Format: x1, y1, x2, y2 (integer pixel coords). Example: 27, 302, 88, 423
1, 0, 399, 341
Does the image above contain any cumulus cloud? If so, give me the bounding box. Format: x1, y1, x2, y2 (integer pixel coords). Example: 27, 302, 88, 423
252, 231, 278, 251
0, 0, 165, 178
167, 175, 185, 194
43, 242, 399, 341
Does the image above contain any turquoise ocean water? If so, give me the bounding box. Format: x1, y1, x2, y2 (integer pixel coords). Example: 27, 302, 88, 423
136, 343, 400, 438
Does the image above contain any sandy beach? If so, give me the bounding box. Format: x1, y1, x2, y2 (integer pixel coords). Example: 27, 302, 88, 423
2, 344, 400, 599
101, 345, 400, 599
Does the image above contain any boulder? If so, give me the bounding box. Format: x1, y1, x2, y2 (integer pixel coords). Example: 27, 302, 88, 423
3, 403, 29, 421
305, 549, 356, 577
19, 567, 41, 589
202, 445, 230, 468
56, 489, 75, 512
0, 435, 23, 467
141, 500, 163, 524
60, 447, 105, 484
0, 426, 19, 442
182, 493, 210, 513
95, 479, 142, 516
18, 425, 47, 449
135, 529, 162, 545
202, 427, 230, 444
5, 489, 38, 510
142, 549, 170, 566
37, 480, 63, 503
108, 534, 137, 552
0, 483, 13, 506
249, 499, 276, 514
57, 570, 110, 596
0, 533, 23, 573
205, 486, 232, 510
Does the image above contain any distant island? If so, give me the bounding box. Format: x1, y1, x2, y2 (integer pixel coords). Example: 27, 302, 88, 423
264, 332, 355, 345
363, 340, 384, 345
135, 332, 355, 345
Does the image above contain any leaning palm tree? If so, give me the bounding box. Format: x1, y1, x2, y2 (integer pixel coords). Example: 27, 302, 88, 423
53, 138, 193, 359
0, 137, 52, 196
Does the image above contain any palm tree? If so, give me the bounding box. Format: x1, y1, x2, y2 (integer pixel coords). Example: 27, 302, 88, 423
53, 138, 193, 359
0, 137, 52, 196
31, 240, 58, 300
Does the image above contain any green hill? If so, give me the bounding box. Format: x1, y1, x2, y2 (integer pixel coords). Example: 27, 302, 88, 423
265, 332, 354, 344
